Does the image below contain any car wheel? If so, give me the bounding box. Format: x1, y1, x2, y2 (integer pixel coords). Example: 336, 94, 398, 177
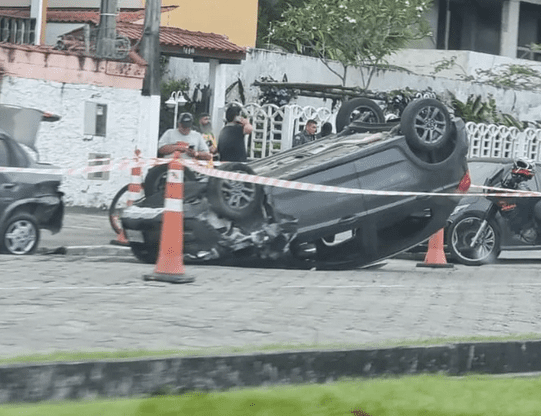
401, 98, 452, 153
207, 163, 264, 220
447, 211, 501, 266
109, 184, 130, 234
130, 241, 158, 264
1, 213, 40, 255
144, 163, 196, 197
335, 98, 385, 132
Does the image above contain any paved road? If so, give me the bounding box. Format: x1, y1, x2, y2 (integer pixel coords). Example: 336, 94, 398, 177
40, 207, 117, 249
2, 250, 541, 359
1, 208, 539, 359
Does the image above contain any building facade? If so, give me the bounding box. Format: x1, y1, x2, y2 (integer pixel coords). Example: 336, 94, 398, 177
432, 0, 541, 60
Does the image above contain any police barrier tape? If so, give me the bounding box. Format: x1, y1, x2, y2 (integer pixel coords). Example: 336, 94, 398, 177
2, 156, 541, 198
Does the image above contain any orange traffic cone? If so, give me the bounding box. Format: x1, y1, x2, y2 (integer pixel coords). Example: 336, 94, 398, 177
111, 149, 143, 246
144, 152, 194, 284
416, 228, 454, 268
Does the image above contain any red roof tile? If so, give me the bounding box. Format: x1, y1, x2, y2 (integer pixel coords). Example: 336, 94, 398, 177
0, 6, 177, 24
116, 22, 246, 55
58, 22, 246, 61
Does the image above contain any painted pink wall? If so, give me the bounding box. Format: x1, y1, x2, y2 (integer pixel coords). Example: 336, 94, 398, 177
0, 44, 145, 89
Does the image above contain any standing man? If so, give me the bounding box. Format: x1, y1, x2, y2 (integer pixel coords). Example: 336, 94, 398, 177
158, 112, 212, 161
217, 105, 253, 162
293, 119, 317, 147
195, 112, 218, 157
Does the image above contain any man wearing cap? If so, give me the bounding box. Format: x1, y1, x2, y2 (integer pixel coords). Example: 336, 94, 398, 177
158, 112, 212, 160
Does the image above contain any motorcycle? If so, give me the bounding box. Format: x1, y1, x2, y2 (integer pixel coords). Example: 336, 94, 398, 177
447, 157, 541, 265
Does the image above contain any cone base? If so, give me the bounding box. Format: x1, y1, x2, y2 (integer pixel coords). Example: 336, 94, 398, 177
416, 262, 454, 268
144, 273, 195, 284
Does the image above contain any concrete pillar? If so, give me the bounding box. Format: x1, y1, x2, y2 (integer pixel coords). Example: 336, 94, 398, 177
30, 0, 48, 45
501, 0, 520, 58
138, 94, 161, 158
209, 58, 227, 136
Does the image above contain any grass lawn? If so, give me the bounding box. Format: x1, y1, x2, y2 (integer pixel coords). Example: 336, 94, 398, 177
0, 373, 539, 416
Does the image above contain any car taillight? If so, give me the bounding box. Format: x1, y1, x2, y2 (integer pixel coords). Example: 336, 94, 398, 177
456, 170, 471, 193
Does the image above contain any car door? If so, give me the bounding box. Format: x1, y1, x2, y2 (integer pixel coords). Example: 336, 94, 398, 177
268, 160, 365, 239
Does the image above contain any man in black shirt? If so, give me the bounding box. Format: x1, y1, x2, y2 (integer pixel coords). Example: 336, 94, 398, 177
217, 105, 253, 162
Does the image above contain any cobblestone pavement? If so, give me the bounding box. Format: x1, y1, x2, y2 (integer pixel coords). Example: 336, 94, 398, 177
2, 253, 541, 359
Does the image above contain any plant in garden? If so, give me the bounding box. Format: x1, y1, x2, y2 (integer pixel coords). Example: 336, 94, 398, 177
475, 64, 541, 90
449, 93, 524, 129
269, 0, 432, 88
432, 54, 541, 91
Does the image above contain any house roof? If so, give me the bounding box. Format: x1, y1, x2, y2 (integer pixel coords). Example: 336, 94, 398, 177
0, 6, 177, 24
59, 22, 246, 63
117, 23, 246, 62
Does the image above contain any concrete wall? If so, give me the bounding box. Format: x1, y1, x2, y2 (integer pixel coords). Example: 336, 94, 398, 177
167, 48, 541, 123
160, 0, 258, 47
0, 76, 155, 208
0, 45, 155, 209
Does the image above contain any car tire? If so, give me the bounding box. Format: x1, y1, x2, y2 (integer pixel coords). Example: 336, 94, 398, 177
335, 98, 385, 132
401, 98, 452, 153
144, 163, 196, 197
109, 184, 130, 234
130, 241, 158, 264
1, 213, 40, 255
206, 162, 264, 221
447, 211, 501, 266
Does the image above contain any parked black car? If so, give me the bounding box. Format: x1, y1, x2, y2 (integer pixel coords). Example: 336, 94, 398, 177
121, 98, 470, 269
0, 105, 64, 255
445, 157, 541, 265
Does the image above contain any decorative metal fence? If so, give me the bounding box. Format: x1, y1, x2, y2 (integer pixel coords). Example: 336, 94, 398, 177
239, 103, 541, 161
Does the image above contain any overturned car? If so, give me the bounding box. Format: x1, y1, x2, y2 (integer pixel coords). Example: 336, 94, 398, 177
121, 98, 471, 269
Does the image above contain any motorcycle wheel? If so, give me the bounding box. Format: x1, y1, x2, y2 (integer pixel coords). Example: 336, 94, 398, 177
447, 211, 501, 266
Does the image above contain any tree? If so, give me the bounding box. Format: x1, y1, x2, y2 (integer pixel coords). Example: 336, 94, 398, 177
270, 0, 433, 88
257, 0, 307, 48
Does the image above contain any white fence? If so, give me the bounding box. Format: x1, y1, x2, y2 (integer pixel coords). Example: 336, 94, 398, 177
242, 103, 333, 159
240, 103, 541, 161
466, 122, 541, 160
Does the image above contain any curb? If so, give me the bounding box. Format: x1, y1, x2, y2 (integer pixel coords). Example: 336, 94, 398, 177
1, 340, 541, 403
39, 245, 133, 257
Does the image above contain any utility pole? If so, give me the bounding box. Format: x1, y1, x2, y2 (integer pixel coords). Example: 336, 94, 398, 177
140, 0, 162, 96
96, 0, 118, 59
30, 0, 48, 45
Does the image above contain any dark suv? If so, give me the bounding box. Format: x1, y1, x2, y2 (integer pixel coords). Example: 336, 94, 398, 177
0, 105, 64, 255
122, 98, 470, 269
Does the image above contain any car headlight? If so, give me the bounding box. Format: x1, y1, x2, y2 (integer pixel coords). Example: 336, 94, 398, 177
450, 204, 470, 216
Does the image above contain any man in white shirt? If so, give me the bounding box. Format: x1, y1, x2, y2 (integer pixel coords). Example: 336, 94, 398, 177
158, 112, 212, 161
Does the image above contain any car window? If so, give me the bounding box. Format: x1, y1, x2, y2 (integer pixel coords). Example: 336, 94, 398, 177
0, 139, 9, 166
